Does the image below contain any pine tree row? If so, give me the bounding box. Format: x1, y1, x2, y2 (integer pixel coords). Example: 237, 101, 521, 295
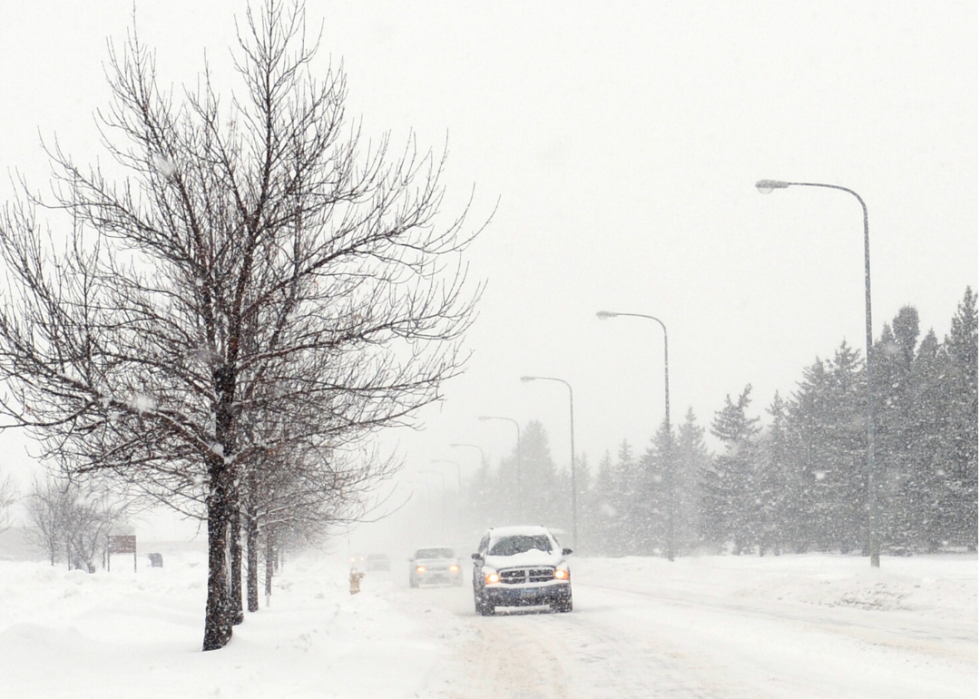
465, 288, 977, 557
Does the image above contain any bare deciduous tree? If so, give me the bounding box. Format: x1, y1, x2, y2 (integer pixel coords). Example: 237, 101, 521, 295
0, 0, 482, 650
0, 468, 18, 536
25, 478, 126, 571
24, 480, 68, 567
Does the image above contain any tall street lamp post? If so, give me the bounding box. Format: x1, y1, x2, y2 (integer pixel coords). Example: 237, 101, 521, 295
432, 459, 462, 535
520, 375, 578, 550
431, 459, 462, 492
597, 310, 675, 561
449, 444, 485, 537
756, 178, 879, 567
419, 469, 447, 538
449, 443, 486, 471
404, 479, 433, 541
478, 415, 522, 521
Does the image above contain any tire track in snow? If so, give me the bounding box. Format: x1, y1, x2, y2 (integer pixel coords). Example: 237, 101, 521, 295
459, 614, 570, 699
450, 602, 727, 698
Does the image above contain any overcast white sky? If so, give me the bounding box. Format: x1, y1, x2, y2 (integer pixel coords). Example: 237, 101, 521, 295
0, 2, 976, 533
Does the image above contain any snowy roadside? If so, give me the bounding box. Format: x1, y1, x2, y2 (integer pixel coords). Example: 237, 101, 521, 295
574, 552, 978, 621
0, 551, 471, 699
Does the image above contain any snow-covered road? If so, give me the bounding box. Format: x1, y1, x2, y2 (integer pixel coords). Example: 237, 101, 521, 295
0, 550, 974, 698
405, 556, 975, 699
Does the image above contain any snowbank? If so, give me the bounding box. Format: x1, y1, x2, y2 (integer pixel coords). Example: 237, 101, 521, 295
573, 552, 977, 620
0, 550, 467, 698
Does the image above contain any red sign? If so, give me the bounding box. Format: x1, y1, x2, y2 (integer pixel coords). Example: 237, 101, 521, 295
108, 535, 136, 554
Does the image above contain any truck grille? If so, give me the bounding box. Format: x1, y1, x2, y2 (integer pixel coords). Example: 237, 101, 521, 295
499, 567, 555, 584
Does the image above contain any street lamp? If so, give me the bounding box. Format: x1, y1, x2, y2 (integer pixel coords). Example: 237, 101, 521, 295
478, 415, 522, 521
449, 443, 486, 470
419, 469, 447, 538
521, 375, 578, 550
431, 459, 462, 534
756, 178, 879, 567
597, 310, 675, 562
431, 459, 462, 492
403, 479, 435, 542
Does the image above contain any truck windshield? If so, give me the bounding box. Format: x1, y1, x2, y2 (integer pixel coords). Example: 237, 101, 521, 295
416, 548, 454, 559
489, 535, 552, 556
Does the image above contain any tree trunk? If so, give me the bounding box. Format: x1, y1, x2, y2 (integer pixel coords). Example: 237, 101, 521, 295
230, 500, 244, 625
204, 362, 238, 650
246, 506, 259, 612
203, 459, 234, 651
264, 527, 274, 603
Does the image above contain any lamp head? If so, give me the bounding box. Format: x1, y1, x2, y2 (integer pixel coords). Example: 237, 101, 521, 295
520, 376, 535, 383
596, 310, 618, 319
755, 179, 790, 194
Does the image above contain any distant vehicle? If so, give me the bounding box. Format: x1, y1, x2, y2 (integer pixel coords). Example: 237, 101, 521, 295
408, 547, 463, 587
348, 553, 366, 568
365, 553, 391, 572
471, 525, 572, 616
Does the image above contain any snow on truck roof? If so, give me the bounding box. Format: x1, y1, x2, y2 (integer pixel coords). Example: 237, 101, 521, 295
487, 525, 555, 539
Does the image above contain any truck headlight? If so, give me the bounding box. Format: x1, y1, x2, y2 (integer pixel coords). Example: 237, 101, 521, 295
554, 568, 569, 580
485, 571, 500, 584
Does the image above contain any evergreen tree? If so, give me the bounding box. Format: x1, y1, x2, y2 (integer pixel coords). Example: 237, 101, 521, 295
873, 308, 920, 551
569, 452, 592, 552
784, 358, 826, 552
614, 440, 641, 554
465, 455, 496, 532
903, 330, 949, 550
786, 344, 867, 553
705, 386, 760, 553
826, 342, 869, 553
590, 450, 618, 554
519, 420, 559, 525
940, 287, 978, 548
756, 393, 790, 555
493, 450, 522, 527
674, 408, 711, 553
637, 424, 672, 556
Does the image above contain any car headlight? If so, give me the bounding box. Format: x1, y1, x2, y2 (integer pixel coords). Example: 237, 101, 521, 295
449, 565, 459, 572
416, 565, 426, 573
554, 568, 569, 580
485, 571, 500, 584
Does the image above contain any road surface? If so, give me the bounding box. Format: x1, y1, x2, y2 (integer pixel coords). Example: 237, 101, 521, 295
393, 562, 976, 699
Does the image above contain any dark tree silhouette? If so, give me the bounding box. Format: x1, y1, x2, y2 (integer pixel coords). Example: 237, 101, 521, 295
0, 0, 482, 650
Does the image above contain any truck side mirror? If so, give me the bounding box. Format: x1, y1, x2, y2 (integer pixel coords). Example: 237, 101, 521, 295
471, 552, 482, 560
562, 548, 573, 556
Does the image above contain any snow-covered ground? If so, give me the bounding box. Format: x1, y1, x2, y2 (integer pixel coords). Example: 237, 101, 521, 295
0, 549, 974, 698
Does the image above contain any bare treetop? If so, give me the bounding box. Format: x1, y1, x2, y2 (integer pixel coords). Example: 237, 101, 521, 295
0, 0, 485, 650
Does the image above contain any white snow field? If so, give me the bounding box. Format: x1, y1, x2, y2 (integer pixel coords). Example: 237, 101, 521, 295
0, 549, 974, 698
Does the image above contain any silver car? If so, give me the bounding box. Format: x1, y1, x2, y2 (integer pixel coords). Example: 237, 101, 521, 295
409, 547, 463, 587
